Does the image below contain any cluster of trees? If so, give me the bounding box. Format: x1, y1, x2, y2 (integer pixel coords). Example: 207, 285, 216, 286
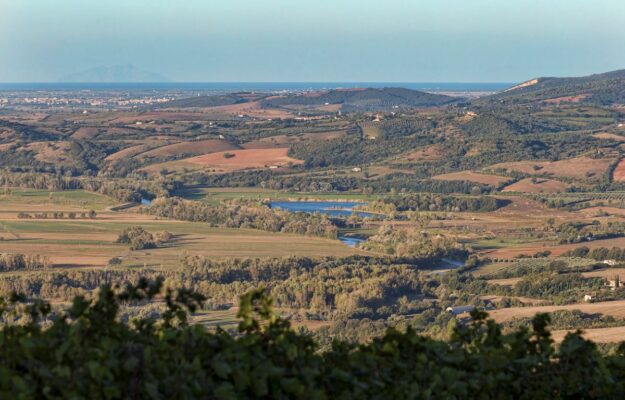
367, 193, 505, 213
145, 197, 339, 239
1, 280, 624, 398
359, 226, 467, 259
17, 210, 96, 220
514, 273, 606, 304
480, 259, 597, 280
0, 254, 453, 322
182, 169, 494, 195
376, 116, 437, 138
446, 268, 609, 305
0, 253, 50, 272
556, 221, 625, 244
289, 135, 435, 168
503, 309, 625, 332
562, 246, 625, 262
0, 172, 172, 202
116, 227, 172, 250
0, 138, 117, 176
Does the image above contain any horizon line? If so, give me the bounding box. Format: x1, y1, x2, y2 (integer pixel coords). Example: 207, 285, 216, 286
0, 81, 516, 84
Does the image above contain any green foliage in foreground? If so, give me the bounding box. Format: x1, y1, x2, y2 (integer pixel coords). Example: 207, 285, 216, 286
2, 279, 625, 399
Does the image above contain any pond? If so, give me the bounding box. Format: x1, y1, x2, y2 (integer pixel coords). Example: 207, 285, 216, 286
269, 201, 374, 218
339, 236, 366, 247
140, 198, 152, 206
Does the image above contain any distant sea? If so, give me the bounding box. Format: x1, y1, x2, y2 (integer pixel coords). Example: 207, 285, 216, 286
0, 82, 513, 92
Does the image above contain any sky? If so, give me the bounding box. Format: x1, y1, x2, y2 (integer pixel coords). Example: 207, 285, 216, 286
1, 0, 624, 83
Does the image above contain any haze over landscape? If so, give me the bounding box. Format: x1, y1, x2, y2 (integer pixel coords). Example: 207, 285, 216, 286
2, 1, 625, 398
2, 0, 625, 83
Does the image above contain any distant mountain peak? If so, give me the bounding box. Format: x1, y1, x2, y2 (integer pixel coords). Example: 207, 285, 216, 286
59, 64, 170, 83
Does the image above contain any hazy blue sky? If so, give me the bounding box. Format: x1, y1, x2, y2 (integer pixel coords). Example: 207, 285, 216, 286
1, 0, 624, 82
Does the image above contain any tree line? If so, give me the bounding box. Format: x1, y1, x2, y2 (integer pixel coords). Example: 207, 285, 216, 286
145, 197, 339, 239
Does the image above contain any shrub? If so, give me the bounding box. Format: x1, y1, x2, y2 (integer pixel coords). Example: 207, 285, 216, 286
116, 226, 156, 250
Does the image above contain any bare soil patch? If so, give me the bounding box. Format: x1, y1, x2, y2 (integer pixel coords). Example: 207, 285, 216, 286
582, 268, 625, 281
105, 141, 172, 161
199, 101, 297, 119
542, 94, 589, 104
488, 300, 625, 323
71, 127, 99, 139
502, 178, 568, 193
551, 326, 625, 343
612, 158, 625, 182
27, 141, 73, 165
482, 236, 625, 260
242, 131, 344, 149
491, 157, 613, 181
185, 148, 303, 172
138, 139, 239, 159
593, 132, 625, 142
398, 145, 444, 163
487, 277, 522, 286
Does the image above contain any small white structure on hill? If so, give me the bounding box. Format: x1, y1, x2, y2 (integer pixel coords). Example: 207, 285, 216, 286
445, 306, 474, 315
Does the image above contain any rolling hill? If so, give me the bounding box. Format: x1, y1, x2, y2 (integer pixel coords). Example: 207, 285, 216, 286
489, 69, 625, 105
156, 93, 254, 108
260, 87, 459, 112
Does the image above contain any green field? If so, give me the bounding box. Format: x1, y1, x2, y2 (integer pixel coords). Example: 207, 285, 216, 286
0, 218, 360, 268
0, 189, 115, 211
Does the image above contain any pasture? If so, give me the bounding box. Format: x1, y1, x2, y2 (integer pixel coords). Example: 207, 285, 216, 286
186, 148, 303, 171
489, 156, 614, 182
0, 188, 360, 267
502, 178, 568, 193
487, 300, 625, 323
137, 139, 239, 159
432, 171, 509, 186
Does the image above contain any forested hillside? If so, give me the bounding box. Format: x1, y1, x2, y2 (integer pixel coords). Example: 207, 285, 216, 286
489, 69, 625, 105
261, 87, 458, 112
